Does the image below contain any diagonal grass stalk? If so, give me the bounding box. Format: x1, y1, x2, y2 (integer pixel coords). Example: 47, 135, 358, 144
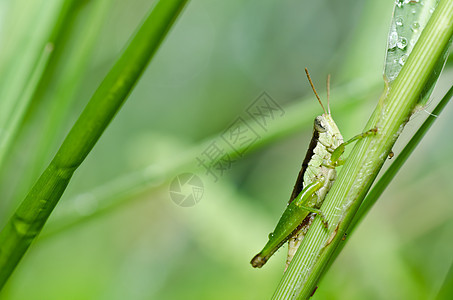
0, 0, 189, 289
322, 83, 453, 287
351, 84, 453, 235
273, 0, 453, 298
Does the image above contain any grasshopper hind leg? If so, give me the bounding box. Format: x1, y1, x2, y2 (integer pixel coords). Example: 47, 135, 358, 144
251, 253, 267, 268
295, 204, 328, 228
285, 213, 315, 271
250, 180, 325, 268
293, 181, 329, 229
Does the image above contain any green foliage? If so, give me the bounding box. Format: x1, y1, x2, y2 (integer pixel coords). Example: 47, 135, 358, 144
0, 0, 452, 299
0, 0, 188, 290
274, 1, 453, 298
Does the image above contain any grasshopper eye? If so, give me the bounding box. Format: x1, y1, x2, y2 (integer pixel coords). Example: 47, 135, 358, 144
314, 116, 326, 133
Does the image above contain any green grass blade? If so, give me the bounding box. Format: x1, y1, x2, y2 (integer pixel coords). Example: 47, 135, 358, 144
385, 0, 446, 108
320, 84, 453, 286
0, 0, 67, 169
273, 0, 453, 298
0, 0, 188, 289
384, 0, 438, 83
0, 44, 54, 168
351, 84, 453, 234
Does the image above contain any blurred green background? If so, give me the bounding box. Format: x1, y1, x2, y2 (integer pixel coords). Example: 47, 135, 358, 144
0, 0, 452, 299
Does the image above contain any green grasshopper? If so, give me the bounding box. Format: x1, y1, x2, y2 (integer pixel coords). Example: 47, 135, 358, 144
251, 69, 376, 269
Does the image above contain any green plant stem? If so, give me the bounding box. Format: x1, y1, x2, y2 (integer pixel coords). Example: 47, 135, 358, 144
352, 84, 453, 234
320, 83, 453, 289
0, 0, 188, 289
273, 0, 453, 299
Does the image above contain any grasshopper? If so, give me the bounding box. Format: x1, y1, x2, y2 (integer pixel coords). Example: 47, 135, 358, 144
251, 69, 376, 269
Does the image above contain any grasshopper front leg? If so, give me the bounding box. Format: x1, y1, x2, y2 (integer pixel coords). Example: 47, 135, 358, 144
251, 179, 326, 268
331, 127, 378, 165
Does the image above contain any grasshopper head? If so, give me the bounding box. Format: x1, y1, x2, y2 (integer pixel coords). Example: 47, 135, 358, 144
314, 116, 327, 133
315, 114, 343, 150
304, 68, 344, 150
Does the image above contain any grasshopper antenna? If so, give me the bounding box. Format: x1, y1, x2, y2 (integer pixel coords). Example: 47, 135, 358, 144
327, 74, 331, 115
305, 68, 326, 114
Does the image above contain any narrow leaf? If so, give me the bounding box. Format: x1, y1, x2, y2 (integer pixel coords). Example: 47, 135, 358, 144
0, 0, 189, 289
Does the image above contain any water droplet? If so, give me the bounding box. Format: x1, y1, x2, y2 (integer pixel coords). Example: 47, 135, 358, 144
395, 17, 403, 26
411, 22, 420, 32
395, 0, 404, 7
397, 37, 407, 49
398, 55, 407, 66
412, 9, 417, 14
430, 7, 435, 13
268, 232, 274, 239
388, 31, 398, 49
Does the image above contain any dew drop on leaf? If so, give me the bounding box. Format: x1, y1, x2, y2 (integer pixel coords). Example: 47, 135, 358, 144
395, 0, 404, 8
397, 37, 408, 49
411, 21, 420, 32
398, 55, 408, 66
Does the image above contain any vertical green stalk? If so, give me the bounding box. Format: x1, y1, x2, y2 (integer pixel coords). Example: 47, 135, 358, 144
0, 0, 189, 289
273, 0, 453, 298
